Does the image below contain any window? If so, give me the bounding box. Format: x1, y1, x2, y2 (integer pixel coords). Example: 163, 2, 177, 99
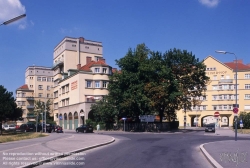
62, 86, 65, 94
37, 77, 41, 81
103, 68, 107, 73
65, 84, 69, 92
223, 105, 227, 110
234, 74, 237, 79
54, 91, 58, 98
47, 85, 50, 90
66, 98, 69, 106
22, 93, 26, 97
223, 95, 227, 100
221, 75, 224, 79
62, 100, 65, 107
95, 68, 100, 73
213, 106, 217, 110
103, 81, 107, 88
38, 93, 43, 97
219, 105, 222, 110
42, 77, 46, 81
203, 106, 206, 110
213, 86, 217, 90
95, 81, 100, 88
213, 95, 217, 100
245, 74, 250, 79
47, 94, 50, 98
213, 75, 217, 80
86, 81, 92, 88
54, 103, 58, 109
245, 84, 250, 89
245, 94, 250, 100
38, 85, 43, 90
244, 105, 250, 110
219, 95, 222, 100
47, 78, 51, 82
229, 105, 232, 110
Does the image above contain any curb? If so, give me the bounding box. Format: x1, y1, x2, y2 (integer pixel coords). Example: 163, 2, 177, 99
17, 137, 115, 168
199, 143, 222, 168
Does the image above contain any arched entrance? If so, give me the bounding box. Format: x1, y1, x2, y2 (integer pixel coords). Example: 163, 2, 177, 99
74, 112, 78, 129
201, 115, 215, 127
220, 116, 229, 127
59, 114, 63, 127
64, 113, 67, 129
69, 112, 73, 130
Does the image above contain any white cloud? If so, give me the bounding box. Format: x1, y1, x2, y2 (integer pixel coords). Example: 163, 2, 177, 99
198, 0, 220, 8
0, 0, 26, 26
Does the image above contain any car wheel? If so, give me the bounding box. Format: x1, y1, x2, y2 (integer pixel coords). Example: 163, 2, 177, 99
76, 129, 79, 133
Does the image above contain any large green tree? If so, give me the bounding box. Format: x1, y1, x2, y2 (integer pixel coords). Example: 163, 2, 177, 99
34, 99, 53, 124
0, 85, 23, 134
91, 44, 209, 124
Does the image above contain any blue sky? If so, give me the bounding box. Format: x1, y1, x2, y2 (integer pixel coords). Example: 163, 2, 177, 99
0, 0, 250, 95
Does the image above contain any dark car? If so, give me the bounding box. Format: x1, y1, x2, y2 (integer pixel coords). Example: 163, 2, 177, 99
205, 123, 215, 132
16, 124, 36, 132
76, 125, 93, 133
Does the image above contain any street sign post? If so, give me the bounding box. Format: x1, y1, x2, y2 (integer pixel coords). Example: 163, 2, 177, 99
240, 119, 243, 133
214, 112, 220, 129
233, 107, 238, 116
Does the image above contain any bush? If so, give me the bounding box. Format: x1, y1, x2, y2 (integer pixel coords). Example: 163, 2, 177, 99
233, 112, 250, 129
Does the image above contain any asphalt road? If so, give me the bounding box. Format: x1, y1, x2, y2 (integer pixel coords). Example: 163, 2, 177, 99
36, 129, 249, 168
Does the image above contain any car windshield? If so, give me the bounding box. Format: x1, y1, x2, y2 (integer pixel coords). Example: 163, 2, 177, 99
206, 123, 215, 127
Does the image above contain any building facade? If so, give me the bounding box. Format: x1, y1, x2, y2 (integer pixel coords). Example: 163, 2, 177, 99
16, 66, 54, 124
52, 37, 112, 129
177, 56, 250, 127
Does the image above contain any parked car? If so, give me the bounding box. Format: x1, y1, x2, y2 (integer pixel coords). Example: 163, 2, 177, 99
205, 123, 215, 133
55, 126, 63, 133
16, 124, 36, 132
76, 125, 93, 133
3, 124, 16, 130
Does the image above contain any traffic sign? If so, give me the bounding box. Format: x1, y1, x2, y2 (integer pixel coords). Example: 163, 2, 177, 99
233, 107, 238, 114
214, 111, 220, 117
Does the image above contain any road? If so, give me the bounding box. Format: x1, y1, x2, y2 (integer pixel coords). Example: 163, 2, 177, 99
36, 129, 249, 168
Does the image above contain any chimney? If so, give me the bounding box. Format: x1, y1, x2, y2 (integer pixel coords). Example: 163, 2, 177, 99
86, 57, 91, 64
79, 37, 84, 43
77, 64, 81, 70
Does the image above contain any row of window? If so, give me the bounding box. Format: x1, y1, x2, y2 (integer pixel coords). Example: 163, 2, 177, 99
211, 84, 250, 90
37, 77, 54, 82
86, 81, 108, 88
38, 85, 52, 90
211, 74, 250, 80
94, 68, 111, 74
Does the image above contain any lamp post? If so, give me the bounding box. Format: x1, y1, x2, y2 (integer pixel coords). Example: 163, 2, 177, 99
40, 113, 43, 132
44, 97, 47, 133
0, 14, 26, 26
215, 50, 238, 141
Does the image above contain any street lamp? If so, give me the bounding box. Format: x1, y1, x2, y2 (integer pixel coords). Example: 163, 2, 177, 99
0, 14, 26, 26
40, 113, 43, 132
215, 50, 238, 141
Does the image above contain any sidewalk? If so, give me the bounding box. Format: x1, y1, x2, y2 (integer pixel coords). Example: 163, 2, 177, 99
0, 133, 115, 168
200, 128, 250, 168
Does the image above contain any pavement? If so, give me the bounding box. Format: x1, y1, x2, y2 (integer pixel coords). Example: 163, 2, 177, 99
200, 127, 250, 168
0, 128, 249, 168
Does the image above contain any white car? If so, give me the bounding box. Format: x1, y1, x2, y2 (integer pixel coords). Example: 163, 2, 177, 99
3, 124, 16, 130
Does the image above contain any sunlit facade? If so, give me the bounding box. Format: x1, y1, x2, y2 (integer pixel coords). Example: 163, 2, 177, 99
177, 56, 250, 127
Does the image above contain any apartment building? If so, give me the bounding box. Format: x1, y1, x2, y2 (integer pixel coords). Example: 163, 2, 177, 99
16, 66, 54, 124
177, 56, 250, 127
52, 37, 112, 129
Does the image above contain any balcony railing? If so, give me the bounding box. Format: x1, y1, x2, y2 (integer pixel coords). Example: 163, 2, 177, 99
52, 60, 64, 69
27, 105, 34, 109
26, 97, 34, 101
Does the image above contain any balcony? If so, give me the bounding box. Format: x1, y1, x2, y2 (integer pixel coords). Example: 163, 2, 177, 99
52, 60, 64, 70
26, 97, 34, 101
27, 113, 36, 118
27, 105, 34, 109
218, 79, 233, 84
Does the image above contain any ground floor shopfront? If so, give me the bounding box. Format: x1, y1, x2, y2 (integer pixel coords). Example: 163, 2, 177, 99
56, 102, 94, 130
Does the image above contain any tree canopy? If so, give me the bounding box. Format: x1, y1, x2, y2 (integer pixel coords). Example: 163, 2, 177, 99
90, 44, 209, 123
0, 85, 23, 134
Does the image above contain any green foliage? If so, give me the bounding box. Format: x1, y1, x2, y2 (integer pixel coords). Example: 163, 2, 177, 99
235, 112, 250, 129
91, 44, 209, 124
34, 99, 53, 123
